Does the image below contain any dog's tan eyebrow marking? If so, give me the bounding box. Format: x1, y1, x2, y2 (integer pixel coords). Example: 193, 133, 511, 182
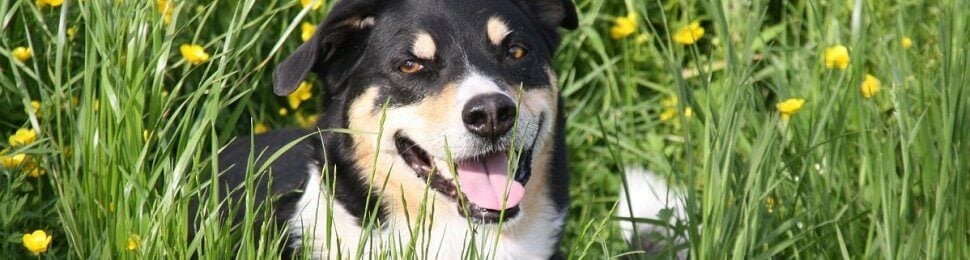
341, 16, 376, 29
412, 31, 436, 60
357, 17, 376, 28
486, 16, 511, 45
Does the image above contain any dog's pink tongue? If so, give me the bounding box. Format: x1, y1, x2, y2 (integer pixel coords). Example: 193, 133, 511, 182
456, 153, 525, 210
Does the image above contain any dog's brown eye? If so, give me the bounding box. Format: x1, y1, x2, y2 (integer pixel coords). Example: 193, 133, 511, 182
507, 45, 527, 60
399, 60, 425, 74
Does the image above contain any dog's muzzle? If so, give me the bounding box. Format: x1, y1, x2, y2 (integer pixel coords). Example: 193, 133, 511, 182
393, 113, 543, 224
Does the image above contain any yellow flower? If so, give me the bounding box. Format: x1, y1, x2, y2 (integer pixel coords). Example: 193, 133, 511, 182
22, 230, 52, 255
661, 96, 678, 107
300, 0, 323, 10
143, 130, 151, 141
824, 45, 850, 70
278, 108, 289, 116
24, 160, 45, 178
67, 26, 78, 40
301, 0, 323, 10
861, 74, 881, 98
609, 13, 637, 40
634, 34, 650, 45
901, 36, 913, 49
672, 21, 705, 45
301, 22, 316, 42
1, 151, 27, 169
254, 123, 269, 134
659, 108, 677, 122
659, 96, 682, 122
35, 0, 62, 8
12, 47, 32, 62
288, 81, 313, 109
157, 0, 172, 13
31, 100, 42, 117
683, 107, 694, 118
10, 128, 37, 147
179, 44, 210, 65
158, 0, 174, 24
776, 98, 805, 121
126, 234, 140, 251
297, 113, 318, 128
766, 196, 777, 213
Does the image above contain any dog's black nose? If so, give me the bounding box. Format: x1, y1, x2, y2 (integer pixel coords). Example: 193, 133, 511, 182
462, 94, 516, 138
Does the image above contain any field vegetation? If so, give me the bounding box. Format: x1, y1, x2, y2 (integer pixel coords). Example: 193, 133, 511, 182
1, 0, 968, 258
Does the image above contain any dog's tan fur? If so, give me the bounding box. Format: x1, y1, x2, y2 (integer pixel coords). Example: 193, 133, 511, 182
487, 16, 511, 45
334, 70, 562, 257
412, 31, 437, 60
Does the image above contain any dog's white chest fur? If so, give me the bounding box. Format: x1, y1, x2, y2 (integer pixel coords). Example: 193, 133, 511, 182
288, 165, 564, 259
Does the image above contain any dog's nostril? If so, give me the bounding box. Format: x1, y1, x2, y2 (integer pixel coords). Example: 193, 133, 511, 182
462, 94, 516, 138
464, 108, 488, 127
497, 105, 515, 122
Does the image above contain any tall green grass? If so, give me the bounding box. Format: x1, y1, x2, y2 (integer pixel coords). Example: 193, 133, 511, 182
1, 0, 967, 258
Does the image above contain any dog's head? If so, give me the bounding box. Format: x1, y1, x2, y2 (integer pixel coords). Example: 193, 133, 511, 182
274, 0, 576, 224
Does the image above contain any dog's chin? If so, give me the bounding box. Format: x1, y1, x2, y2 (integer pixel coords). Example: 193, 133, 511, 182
394, 132, 534, 224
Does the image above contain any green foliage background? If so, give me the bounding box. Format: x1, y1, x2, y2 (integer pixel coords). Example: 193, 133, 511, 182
1, 0, 968, 258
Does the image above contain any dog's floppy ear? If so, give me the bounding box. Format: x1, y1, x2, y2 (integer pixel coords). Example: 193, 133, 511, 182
517, 0, 579, 30
273, 0, 380, 96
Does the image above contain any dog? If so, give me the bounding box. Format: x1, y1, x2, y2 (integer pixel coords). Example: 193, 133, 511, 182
195, 0, 578, 258
616, 168, 689, 259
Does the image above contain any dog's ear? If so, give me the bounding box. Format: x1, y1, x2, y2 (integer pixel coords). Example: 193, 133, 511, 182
273, 0, 380, 96
517, 0, 579, 30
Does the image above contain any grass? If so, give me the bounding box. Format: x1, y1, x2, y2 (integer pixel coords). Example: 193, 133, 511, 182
1, 0, 968, 258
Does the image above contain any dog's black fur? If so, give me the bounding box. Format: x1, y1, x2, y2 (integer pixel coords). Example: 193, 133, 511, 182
192, 0, 577, 258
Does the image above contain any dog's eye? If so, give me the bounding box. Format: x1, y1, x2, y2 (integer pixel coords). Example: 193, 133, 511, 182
507, 45, 528, 60
399, 60, 425, 74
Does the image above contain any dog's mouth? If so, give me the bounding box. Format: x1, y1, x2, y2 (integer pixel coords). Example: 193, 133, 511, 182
394, 134, 534, 224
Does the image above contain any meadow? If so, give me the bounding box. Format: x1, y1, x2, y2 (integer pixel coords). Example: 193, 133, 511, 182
1, 0, 968, 258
